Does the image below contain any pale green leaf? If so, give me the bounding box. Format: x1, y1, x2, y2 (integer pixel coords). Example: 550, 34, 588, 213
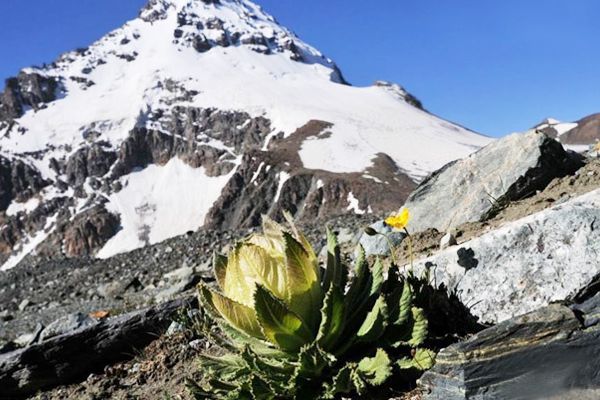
356, 348, 393, 386
356, 295, 388, 343
283, 232, 322, 331
316, 285, 346, 351
200, 285, 264, 339
397, 348, 436, 371
254, 284, 313, 352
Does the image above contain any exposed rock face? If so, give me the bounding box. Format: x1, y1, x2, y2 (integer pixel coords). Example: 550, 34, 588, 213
409, 188, 600, 324
113, 107, 271, 178
63, 205, 120, 257
0, 72, 60, 121
65, 144, 117, 186
404, 131, 583, 233
562, 113, 600, 145
420, 298, 600, 400
204, 121, 416, 230
0, 156, 48, 211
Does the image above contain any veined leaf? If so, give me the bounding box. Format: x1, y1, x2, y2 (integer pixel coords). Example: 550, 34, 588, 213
200, 285, 264, 340
237, 243, 288, 301
345, 246, 368, 307
254, 284, 313, 352
356, 348, 393, 386
395, 280, 414, 326
219, 246, 255, 307
390, 307, 429, 348
323, 227, 347, 291
397, 348, 436, 371
240, 346, 293, 383
356, 295, 388, 343
321, 364, 354, 399
294, 344, 336, 379
317, 284, 346, 351
213, 252, 228, 290
408, 307, 428, 347
283, 232, 322, 331
370, 258, 384, 297
248, 215, 287, 256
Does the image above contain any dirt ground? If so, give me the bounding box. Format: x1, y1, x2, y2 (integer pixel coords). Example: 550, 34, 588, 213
30, 332, 204, 400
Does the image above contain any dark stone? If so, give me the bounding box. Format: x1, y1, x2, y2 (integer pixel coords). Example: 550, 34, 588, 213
0, 296, 196, 399
0, 72, 60, 121
192, 34, 212, 53
0, 156, 48, 211
420, 300, 600, 399
62, 205, 120, 257
65, 144, 117, 186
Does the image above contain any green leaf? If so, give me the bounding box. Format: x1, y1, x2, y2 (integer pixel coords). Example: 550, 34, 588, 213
390, 307, 429, 348
408, 307, 428, 347
200, 285, 265, 340
316, 284, 346, 351
345, 246, 368, 307
294, 344, 336, 379
283, 232, 322, 331
323, 227, 347, 290
240, 346, 294, 383
254, 284, 313, 352
321, 364, 354, 399
395, 280, 414, 326
236, 243, 288, 302
369, 258, 384, 297
356, 295, 388, 343
397, 348, 436, 371
356, 348, 393, 386
213, 252, 228, 289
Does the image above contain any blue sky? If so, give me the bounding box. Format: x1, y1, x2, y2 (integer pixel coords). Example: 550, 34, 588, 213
1, 0, 598, 137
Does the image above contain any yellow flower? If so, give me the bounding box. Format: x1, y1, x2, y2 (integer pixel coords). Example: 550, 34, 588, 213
385, 208, 410, 230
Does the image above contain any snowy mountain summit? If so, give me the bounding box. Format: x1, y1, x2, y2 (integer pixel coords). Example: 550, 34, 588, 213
0, 0, 491, 268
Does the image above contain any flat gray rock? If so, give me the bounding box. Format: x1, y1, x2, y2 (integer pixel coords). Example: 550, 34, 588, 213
410, 188, 600, 324
404, 131, 582, 233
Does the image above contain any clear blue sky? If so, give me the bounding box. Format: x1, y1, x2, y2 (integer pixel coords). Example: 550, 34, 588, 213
1, 0, 598, 137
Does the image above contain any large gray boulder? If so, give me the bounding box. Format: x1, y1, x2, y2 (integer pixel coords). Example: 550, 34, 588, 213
409, 188, 600, 324
420, 295, 600, 400
404, 131, 582, 233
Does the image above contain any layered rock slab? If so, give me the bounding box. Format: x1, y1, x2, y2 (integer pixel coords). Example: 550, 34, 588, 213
410, 188, 600, 324
420, 297, 600, 400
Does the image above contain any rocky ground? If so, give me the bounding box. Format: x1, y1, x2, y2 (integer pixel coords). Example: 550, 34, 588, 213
0, 214, 376, 343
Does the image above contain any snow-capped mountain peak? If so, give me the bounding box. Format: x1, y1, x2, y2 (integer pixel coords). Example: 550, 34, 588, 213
0, 0, 491, 268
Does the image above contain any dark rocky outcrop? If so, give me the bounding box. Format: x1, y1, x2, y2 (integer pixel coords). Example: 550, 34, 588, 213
62, 205, 120, 257
0, 156, 48, 211
65, 144, 117, 186
420, 294, 600, 400
0, 72, 60, 121
562, 113, 600, 145
205, 121, 416, 229
112, 107, 272, 178
0, 296, 196, 399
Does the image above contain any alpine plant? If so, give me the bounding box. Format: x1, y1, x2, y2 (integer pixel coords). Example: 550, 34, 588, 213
191, 214, 435, 399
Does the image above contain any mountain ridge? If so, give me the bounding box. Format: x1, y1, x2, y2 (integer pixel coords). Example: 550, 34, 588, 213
0, 0, 491, 267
